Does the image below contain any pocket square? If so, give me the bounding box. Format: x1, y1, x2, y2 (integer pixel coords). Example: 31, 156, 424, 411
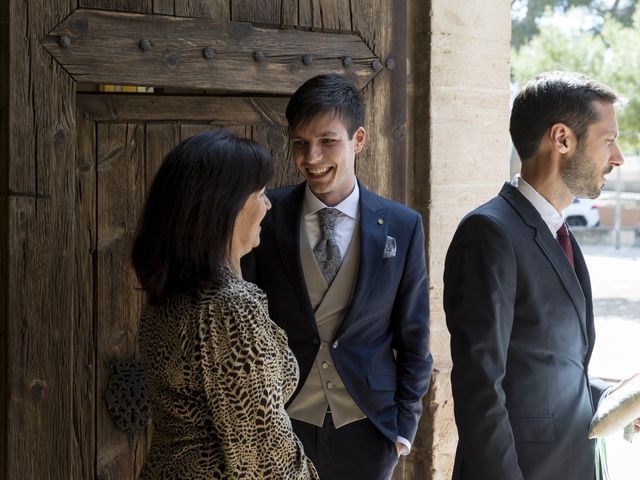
383, 236, 396, 258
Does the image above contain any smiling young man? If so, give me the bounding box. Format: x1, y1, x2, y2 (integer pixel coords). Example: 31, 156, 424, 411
444, 72, 629, 480
244, 74, 433, 479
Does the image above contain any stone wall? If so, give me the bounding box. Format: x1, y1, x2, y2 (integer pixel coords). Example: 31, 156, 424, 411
408, 1, 512, 478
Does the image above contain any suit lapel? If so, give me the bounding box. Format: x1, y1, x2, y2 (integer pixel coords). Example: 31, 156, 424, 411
500, 184, 588, 343
571, 232, 596, 353
338, 182, 387, 336
273, 183, 317, 330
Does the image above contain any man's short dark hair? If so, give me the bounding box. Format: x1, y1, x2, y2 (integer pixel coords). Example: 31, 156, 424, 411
510, 71, 619, 161
131, 129, 273, 304
286, 74, 365, 137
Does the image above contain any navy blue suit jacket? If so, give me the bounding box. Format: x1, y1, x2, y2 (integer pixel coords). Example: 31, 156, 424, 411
243, 180, 432, 444
444, 183, 604, 480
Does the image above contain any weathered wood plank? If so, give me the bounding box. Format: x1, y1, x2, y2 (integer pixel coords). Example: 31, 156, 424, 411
226, 125, 252, 138
42, 9, 380, 94
175, 0, 230, 19
6, 97, 79, 476
79, 0, 153, 12
324, 0, 352, 31
351, 0, 405, 204
180, 123, 215, 140
76, 94, 288, 125
298, 0, 316, 29
231, 0, 281, 24
95, 122, 149, 479
298, 0, 351, 31
7, 0, 78, 477
281, 0, 297, 26
0, 0, 9, 473
152, 0, 174, 15
145, 123, 180, 185
407, 0, 430, 232
251, 124, 301, 189
72, 106, 98, 480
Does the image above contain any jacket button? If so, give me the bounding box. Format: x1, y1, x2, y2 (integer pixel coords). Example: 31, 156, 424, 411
327, 382, 334, 390
332, 340, 339, 349
321, 361, 329, 369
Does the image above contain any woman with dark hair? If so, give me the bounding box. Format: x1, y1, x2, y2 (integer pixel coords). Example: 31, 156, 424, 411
133, 130, 318, 479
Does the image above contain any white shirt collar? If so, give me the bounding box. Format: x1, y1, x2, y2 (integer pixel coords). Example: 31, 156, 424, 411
303, 179, 360, 219
512, 175, 565, 238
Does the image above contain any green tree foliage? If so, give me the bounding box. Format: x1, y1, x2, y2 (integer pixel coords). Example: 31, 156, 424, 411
512, 0, 637, 49
512, 7, 640, 152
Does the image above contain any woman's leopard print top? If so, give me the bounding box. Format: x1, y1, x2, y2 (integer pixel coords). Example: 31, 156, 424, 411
139, 267, 318, 479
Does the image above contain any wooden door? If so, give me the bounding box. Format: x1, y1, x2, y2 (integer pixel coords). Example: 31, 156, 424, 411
74, 94, 293, 478
6, 1, 418, 479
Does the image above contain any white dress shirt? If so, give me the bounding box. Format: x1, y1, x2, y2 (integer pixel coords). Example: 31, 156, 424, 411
512, 175, 565, 238
301, 179, 412, 456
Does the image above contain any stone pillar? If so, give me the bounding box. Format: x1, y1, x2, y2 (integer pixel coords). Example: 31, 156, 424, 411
406, 1, 512, 479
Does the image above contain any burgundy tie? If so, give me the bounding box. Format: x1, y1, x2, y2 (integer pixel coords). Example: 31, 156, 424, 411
557, 223, 574, 267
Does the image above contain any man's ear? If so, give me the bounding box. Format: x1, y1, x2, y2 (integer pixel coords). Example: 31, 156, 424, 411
549, 123, 575, 154
353, 127, 366, 154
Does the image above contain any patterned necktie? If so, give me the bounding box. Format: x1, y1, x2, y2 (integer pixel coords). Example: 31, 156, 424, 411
557, 223, 574, 267
314, 208, 342, 286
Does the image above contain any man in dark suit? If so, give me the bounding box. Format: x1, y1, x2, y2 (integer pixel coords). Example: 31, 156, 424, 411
443, 72, 628, 480
244, 74, 432, 480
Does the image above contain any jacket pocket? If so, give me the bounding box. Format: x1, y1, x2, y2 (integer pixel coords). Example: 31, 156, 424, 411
510, 415, 555, 443
367, 373, 396, 391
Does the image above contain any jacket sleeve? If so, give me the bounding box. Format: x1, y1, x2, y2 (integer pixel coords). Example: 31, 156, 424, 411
391, 213, 433, 444
590, 376, 612, 407
443, 214, 524, 480
199, 294, 318, 480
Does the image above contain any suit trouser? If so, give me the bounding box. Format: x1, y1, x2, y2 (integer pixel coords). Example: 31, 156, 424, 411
291, 413, 399, 480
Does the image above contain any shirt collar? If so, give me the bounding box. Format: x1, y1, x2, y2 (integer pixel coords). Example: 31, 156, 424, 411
303, 179, 360, 219
512, 175, 565, 236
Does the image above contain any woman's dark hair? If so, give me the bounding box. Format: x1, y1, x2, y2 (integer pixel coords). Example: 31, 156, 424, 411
510, 71, 619, 161
131, 129, 273, 304
285, 73, 364, 137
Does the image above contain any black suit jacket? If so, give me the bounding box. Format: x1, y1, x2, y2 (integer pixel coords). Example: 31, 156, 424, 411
243, 180, 433, 444
444, 183, 603, 480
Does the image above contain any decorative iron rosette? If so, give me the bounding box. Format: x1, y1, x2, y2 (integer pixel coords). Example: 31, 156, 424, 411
104, 360, 151, 434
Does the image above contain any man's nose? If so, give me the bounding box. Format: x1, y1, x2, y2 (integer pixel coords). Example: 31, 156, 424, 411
307, 143, 322, 162
611, 143, 624, 167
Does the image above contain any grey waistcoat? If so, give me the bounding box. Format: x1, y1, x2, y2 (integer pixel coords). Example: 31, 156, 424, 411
286, 220, 366, 427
